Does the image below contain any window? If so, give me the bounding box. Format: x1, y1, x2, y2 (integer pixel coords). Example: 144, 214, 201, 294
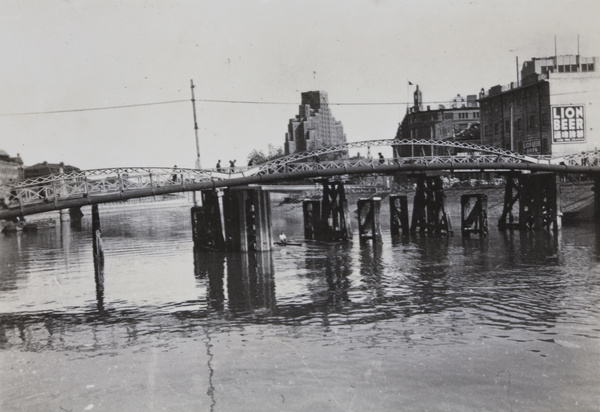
494, 123, 499, 135
516, 118, 522, 131
505, 120, 510, 134
528, 115, 536, 129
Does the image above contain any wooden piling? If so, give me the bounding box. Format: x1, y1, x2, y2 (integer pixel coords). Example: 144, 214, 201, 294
357, 197, 382, 243
389, 195, 409, 237
91, 204, 104, 260
461, 194, 488, 237
302, 200, 321, 240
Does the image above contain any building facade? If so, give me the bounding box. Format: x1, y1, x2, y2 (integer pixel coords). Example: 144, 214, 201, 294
479, 54, 599, 156
394, 86, 480, 157
285, 91, 347, 157
0, 150, 23, 185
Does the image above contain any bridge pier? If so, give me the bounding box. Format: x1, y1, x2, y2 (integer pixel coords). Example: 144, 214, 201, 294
224, 187, 273, 251
91, 204, 104, 260
411, 175, 452, 235
302, 200, 321, 240
318, 181, 352, 241
461, 194, 488, 237
499, 172, 561, 231
191, 190, 226, 251
389, 195, 410, 237
357, 197, 382, 243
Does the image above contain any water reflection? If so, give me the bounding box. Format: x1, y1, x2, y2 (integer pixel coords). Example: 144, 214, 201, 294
0, 206, 599, 353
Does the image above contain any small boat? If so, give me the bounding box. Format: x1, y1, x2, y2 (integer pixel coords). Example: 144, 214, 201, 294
274, 241, 303, 246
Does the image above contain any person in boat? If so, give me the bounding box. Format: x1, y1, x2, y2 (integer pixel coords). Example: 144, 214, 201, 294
278, 232, 288, 244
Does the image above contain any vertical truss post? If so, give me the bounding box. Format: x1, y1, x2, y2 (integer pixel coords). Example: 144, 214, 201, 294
191, 190, 226, 251
498, 172, 521, 230
91, 204, 104, 260
302, 200, 321, 240
461, 194, 488, 237
389, 194, 409, 237
357, 197, 382, 243
318, 181, 352, 241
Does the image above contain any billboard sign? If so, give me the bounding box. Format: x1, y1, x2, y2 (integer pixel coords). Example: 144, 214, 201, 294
522, 139, 541, 155
552, 105, 585, 143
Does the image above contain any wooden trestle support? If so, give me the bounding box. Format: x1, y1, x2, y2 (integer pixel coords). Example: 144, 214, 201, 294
461, 194, 488, 237
191, 187, 272, 252
498, 172, 561, 231
389, 195, 409, 237
410, 175, 452, 235
357, 197, 382, 243
302, 181, 352, 241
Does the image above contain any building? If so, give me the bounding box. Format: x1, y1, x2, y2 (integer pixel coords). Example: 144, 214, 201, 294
284, 91, 347, 158
0, 150, 24, 185
479, 54, 599, 156
24, 162, 79, 179
394, 86, 480, 157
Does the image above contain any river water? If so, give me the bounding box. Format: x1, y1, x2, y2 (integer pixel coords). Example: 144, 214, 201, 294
1, 199, 599, 411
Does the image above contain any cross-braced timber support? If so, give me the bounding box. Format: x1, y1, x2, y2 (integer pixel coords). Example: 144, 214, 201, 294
411, 175, 452, 235
302, 200, 321, 240
498, 173, 521, 230
224, 187, 272, 251
519, 173, 561, 231
461, 194, 488, 237
191, 190, 226, 251
389, 195, 409, 237
318, 181, 352, 241
357, 197, 382, 243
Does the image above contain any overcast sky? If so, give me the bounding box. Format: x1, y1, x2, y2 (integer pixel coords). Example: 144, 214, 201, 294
1, 0, 599, 170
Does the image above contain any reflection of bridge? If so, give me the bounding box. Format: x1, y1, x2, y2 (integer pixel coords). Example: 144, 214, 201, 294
2, 139, 600, 221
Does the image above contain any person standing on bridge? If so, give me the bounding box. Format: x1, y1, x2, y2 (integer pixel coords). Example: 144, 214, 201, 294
378, 152, 385, 164
216, 160, 223, 172
229, 160, 236, 172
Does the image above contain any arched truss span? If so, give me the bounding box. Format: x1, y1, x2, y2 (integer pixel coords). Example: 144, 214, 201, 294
258, 139, 539, 174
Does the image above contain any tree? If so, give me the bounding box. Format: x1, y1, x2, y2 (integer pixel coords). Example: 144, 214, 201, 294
247, 144, 284, 165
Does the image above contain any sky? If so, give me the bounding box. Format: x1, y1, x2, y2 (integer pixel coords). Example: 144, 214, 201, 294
1, 0, 599, 170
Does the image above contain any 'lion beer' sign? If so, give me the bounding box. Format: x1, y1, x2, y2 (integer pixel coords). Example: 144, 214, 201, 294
552, 105, 585, 143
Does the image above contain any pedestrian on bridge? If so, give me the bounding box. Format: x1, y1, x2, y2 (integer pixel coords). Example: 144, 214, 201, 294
378, 152, 385, 164
229, 160, 236, 172
216, 160, 222, 172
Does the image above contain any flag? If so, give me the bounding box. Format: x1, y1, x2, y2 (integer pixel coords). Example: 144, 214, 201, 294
408, 81, 413, 85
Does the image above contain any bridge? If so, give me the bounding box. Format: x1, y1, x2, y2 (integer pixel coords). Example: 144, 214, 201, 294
2, 139, 600, 254
2, 139, 599, 221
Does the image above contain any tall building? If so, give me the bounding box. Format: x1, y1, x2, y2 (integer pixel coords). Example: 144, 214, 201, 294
285, 91, 347, 157
479, 54, 599, 156
394, 86, 480, 157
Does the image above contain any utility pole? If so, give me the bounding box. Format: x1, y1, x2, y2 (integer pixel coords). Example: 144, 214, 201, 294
191, 79, 201, 169
190, 79, 201, 206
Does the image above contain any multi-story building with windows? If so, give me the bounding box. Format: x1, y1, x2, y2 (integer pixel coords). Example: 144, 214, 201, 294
285, 91, 347, 158
394, 86, 480, 157
479, 54, 599, 156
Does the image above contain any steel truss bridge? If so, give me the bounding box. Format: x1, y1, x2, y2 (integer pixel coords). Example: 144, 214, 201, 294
2, 139, 600, 220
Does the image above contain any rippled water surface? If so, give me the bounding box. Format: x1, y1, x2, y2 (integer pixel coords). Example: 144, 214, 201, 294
1, 202, 599, 411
